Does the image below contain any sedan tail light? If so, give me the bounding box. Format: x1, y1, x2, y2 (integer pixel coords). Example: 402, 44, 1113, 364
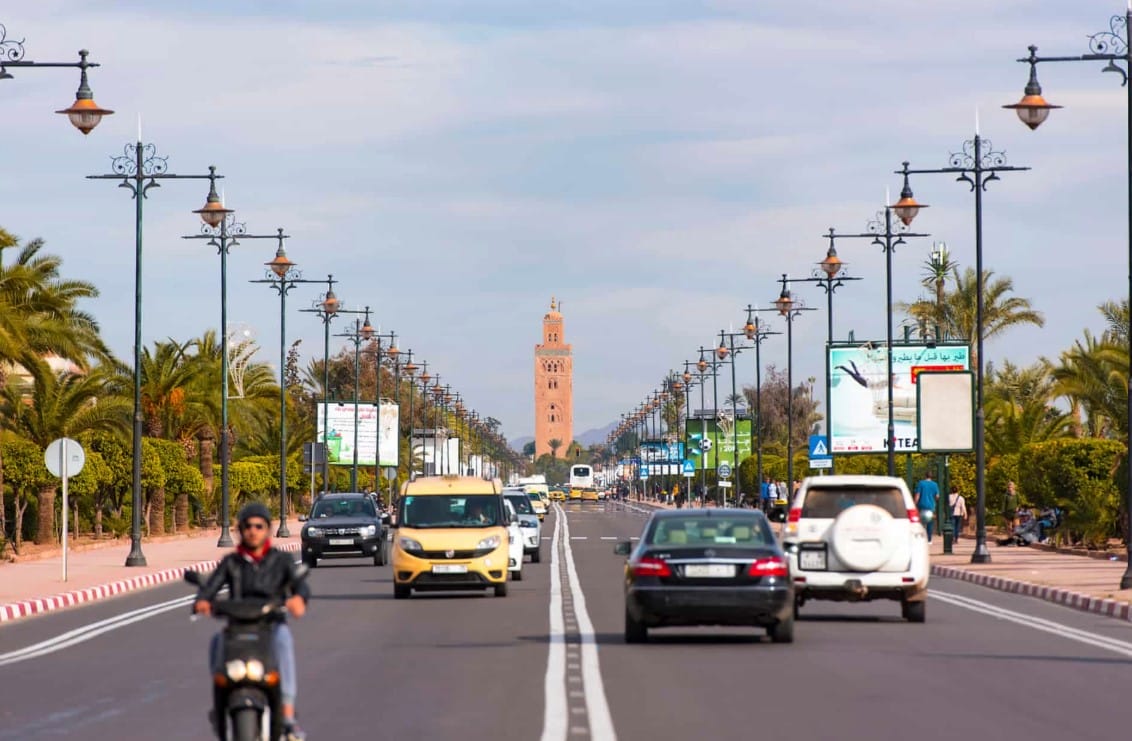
747, 556, 788, 578
906, 509, 921, 523
631, 556, 672, 578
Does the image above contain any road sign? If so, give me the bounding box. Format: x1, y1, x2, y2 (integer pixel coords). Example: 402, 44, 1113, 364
45, 438, 85, 584
808, 435, 831, 460
809, 458, 833, 470
717, 462, 732, 479
384, 467, 398, 481
682, 460, 696, 478
718, 481, 733, 488
639, 466, 649, 480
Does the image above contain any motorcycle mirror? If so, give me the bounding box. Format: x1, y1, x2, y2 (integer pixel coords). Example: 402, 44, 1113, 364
183, 570, 202, 586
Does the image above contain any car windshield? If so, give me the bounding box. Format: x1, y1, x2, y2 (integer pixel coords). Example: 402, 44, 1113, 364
646, 516, 773, 546
528, 493, 544, 504
311, 497, 376, 519
401, 494, 503, 528
801, 486, 907, 518
506, 495, 534, 514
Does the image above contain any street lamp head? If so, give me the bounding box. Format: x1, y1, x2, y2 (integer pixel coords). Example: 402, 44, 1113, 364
387, 335, 400, 360
419, 370, 431, 385
697, 355, 708, 374
775, 283, 793, 317
891, 162, 928, 226
193, 167, 233, 228
716, 336, 729, 360
55, 51, 113, 135
820, 244, 843, 278
360, 315, 374, 341
322, 288, 339, 316
1004, 47, 1060, 130
683, 370, 692, 384
265, 243, 294, 278
403, 360, 418, 377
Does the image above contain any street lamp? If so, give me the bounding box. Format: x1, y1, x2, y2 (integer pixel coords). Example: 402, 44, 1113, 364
364, 330, 397, 488
696, 347, 722, 504
1005, 12, 1132, 582
740, 309, 781, 500
88, 141, 221, 567
300, 278, 339, 494
773, 275, 817, 493
401, 353, 418, 482
251, 235, 319, 538
334, 307, 373, 491
900, 138, 1028, 563
827, 190, 929, 475
0, 24, 113, 134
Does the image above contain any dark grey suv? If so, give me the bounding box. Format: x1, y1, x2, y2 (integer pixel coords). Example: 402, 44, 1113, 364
300, 493, 390, 567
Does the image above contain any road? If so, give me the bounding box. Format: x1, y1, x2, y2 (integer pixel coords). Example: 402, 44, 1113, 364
2, 501, 1131, 740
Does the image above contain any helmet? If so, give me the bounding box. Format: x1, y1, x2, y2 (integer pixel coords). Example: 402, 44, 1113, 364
237, 502, 272, 528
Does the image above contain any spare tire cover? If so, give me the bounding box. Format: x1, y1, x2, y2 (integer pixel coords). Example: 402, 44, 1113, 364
829, 504, 897, 572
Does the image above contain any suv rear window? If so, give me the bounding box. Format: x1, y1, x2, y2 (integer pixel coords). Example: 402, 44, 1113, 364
801, 487, 906, 519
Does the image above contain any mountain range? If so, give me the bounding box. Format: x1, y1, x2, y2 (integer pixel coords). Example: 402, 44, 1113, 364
509, 420, 617, 451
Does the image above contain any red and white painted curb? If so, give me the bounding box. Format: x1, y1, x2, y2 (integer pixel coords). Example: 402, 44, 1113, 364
932, 563, 1132, 622
0, 543, 300, 625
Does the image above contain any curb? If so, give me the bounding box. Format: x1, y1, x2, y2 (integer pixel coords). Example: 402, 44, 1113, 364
931, 563, 1132, 622
0, 542, 300, 625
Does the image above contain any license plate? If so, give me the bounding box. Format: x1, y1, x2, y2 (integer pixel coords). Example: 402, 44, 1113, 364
329, 538, 354, 546
431, 564, 468, 574
800, 549, 827, 570
684, 564, 735, 578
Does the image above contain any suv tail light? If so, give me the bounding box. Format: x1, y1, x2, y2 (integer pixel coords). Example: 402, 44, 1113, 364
747, 556, 788, 578
631, 556, 672, 578
787, 508, 802, 523
906, 509, 921, 523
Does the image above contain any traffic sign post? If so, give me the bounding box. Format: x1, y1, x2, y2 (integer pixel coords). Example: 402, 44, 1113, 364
808, 434, 832, 473
45, 438, 85, 582
717, 462, 732, 479
682, 460, 696, 478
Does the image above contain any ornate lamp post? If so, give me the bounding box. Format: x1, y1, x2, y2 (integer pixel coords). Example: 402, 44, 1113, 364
0, 24, 112, 133
741, 308, 781, 496
88, 142, 221, 567
300, 278, 340, 494
334, 308, 373, 491
1004, 12, 1132, 582
250, 236, 319, 537
773, 276, 817, 492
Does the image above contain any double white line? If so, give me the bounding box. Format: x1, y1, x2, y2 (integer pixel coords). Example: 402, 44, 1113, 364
0, 593, 197, 667
933, 589, 1132, 658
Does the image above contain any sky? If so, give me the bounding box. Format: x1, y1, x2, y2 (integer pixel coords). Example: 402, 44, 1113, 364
1, 0, 1129, 442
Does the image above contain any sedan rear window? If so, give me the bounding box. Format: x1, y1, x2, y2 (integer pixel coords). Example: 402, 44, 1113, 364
647, 516, 774, 547
801, 487, 906, 518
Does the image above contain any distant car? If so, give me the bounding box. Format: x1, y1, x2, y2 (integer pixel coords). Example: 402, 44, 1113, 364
549, 488, 567, 502
527, 491, 548, 521
504, 499, 524, 581
783, 475, 929, 623
505, 492, 542, 563
581, 488, 599, 503
615, 509, 794, 643
300, 493, 389, 567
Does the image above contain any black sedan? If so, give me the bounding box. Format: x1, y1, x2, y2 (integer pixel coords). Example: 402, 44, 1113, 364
300, 493, 390, 567
615, 509, 794, 643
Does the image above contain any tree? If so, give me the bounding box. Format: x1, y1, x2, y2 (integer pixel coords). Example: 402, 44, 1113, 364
522, 441, 536, 457
1053, 316, 1127, 441
984, 360, 1072, 457
2, 361, 128, 543
741, 366, 820, 459
548, 438, 563, 458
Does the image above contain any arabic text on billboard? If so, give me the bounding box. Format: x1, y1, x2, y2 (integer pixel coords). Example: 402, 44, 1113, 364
829, 344, 969, 454
316, 402, 399, 467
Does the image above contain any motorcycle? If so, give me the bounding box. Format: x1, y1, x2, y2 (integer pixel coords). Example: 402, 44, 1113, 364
185, 567, 307, 741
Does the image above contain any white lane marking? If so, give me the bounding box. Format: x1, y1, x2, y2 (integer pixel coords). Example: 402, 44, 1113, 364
0, 593, 195, 667
570, 536, 587, 541
540, 508, 568, 741
599, 537, 618, 541
933, 590, 1132, 658
560, 506, 618, 741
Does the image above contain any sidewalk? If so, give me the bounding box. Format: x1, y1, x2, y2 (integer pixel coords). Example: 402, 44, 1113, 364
0, 519, 300, 624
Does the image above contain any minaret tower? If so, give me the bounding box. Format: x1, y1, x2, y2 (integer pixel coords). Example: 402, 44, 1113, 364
534, 297, 573, 458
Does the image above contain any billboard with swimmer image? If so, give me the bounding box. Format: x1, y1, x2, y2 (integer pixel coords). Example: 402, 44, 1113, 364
828, 343, 969, 454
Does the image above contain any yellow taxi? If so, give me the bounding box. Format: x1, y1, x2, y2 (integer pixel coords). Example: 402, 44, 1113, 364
525, 487, 548, 521
568, 486, 582, 502
549, 488, 567, 502
392, 475, 510, 599
580, 488, 600, 503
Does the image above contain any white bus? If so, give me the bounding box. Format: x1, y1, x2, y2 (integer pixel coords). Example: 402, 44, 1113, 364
569, 464, 594, 491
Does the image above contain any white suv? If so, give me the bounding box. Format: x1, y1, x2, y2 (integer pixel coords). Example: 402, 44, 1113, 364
783, 475, 929, 622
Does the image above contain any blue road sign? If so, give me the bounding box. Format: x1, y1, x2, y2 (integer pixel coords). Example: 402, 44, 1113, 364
717, 462, 732, 479
682, 460, 696, 476
808, 435, 831, 460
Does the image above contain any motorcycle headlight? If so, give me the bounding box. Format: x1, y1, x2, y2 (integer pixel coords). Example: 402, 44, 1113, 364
399, 537, 423, 553
305, 527, 323, 538
362, 525, 377, 538
244, 659, 265, 682
226, 660, 247, 682
476, 534, 502, 550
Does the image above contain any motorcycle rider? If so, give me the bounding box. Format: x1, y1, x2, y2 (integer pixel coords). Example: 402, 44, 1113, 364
194, 502, 310, 740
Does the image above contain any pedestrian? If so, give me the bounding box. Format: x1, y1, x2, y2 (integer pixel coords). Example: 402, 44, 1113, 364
1003, 480, 1019, 535
914, 471, 940, 543
760, 476, 771, 513
948, 485, 967, 541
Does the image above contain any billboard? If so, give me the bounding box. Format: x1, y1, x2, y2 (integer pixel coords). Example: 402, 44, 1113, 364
639, 441, 685, 464
685, 418, 752, 470
829, 343, 969, 454
316, 401, 399, 467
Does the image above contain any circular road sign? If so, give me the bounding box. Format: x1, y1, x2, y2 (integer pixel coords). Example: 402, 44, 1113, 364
717, 462, 732, 479
45, 437, 85, 478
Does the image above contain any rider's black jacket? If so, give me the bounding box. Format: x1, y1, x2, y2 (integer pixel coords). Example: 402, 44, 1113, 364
197, 547, 310, 618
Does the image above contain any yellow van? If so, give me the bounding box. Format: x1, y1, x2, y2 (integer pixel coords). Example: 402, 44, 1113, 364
392, 475, 510, 599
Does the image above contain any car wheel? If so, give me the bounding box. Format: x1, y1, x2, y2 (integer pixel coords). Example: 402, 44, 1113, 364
903, 599, 926, 623
302, 554, 318, 568
768, 614, 795, 644
393, 584, 411, 600
512, 568, 523, 581
624, 608, 647, 643
494, 582, 508, 597
373, 541, 387, 566
793, 597, 801, 620
531, 549, 541, 564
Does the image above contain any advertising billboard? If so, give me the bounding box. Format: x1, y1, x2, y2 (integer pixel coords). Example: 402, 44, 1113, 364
639, 441, 685, 464
828, 343, 969, 454
316, 401, 400, 467
685, 418, 752, 470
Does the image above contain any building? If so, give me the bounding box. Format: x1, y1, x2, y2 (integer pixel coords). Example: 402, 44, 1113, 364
534, 297, 573, 458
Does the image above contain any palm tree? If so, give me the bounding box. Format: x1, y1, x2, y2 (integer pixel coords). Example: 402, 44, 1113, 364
903, 266, 1044, 366
2, 361, 129, 543
1053, 328, 1127, 440
984, 360, 1072, 456
548, 438, 563, 458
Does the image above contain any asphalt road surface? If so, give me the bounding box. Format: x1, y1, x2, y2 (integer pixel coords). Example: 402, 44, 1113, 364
2, 501, 1131, 740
